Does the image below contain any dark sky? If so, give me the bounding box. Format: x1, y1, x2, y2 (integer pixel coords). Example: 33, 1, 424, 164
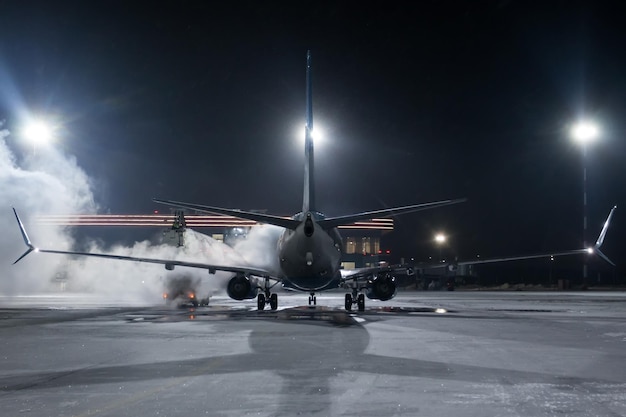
1, 1, 624, 275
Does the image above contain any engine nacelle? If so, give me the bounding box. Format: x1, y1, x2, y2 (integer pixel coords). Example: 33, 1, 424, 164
226, 274, 256, 300
366, 272, 397, 301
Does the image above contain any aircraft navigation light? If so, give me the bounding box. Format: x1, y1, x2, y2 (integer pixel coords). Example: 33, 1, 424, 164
586, 247, 594, 254
571, 121, 599, 145
434, 233, 446, 244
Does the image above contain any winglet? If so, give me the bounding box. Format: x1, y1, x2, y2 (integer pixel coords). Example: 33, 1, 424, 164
12, 208, 36, 264
591, 205, 617, 266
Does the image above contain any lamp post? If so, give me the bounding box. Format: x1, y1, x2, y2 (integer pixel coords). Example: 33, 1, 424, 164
23, 119, 53, 157
434, 233, 446, 263
570, 121, 599, 288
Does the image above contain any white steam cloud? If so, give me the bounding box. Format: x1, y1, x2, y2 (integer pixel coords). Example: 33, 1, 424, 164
0, 126, 282, 304
2, 126, 95, 295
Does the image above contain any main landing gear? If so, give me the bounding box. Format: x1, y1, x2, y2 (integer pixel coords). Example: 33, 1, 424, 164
345, 288, 365, 312
257, 278, 279, 311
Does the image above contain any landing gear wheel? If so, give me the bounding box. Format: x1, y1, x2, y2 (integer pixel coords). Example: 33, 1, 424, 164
357, 294, 365, 312
269, 293, 278, 310
345, 293, 353, 311
257, 293, 266, 310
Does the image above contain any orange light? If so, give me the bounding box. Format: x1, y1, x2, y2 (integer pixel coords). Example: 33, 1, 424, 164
189, 293, 195, 299
162, 293, 168, 299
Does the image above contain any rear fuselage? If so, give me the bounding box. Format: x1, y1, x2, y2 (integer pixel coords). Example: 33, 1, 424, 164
277, 211, 342, 291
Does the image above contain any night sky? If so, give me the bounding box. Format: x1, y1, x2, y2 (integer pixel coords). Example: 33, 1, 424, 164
1, 1, 624, 279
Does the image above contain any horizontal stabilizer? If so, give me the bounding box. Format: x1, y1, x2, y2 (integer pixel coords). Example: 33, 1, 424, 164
319, 198, 467, 229
153, 199, 301, 230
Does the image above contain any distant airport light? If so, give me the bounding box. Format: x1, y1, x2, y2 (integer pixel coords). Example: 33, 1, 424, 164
571, 121, 599, 145
434, 233, 446, 244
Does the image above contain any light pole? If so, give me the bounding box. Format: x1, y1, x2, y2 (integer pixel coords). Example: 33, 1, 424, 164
23, 119, 53, 157
570, 121, 599, 288
434, 233, 446, 263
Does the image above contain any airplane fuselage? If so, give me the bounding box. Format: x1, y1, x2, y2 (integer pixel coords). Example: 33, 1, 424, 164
277, 212, 342, 291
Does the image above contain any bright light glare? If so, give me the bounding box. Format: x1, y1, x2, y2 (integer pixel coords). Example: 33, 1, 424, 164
310, 127, 323, 141
586, 247, 594, 254
435, 308, 447, 314
571, 121, 599, 144
23, 120, 53, 145
298, 124, 324, 144
434, 233, 446, 244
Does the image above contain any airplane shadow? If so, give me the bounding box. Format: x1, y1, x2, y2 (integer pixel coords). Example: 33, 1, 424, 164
0, 306, 616, 415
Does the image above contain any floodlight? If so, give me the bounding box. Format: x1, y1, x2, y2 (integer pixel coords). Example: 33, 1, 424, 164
570, 121, 599, 145
23, 120, 53, 145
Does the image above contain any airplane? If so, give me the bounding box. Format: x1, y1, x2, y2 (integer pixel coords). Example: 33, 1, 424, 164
12, 51, 466, 311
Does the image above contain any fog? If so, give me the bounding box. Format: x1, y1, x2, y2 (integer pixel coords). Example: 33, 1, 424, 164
1, 127, 282, 304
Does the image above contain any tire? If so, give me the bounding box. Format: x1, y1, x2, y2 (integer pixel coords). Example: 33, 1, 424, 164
345, 293, 353, 311
357, 294, 365, 312
257, 293, 266, 310
270, 293, 278, 310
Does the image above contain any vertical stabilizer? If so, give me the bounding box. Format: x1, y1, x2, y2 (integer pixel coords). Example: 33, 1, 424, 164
303, 50, 315, 213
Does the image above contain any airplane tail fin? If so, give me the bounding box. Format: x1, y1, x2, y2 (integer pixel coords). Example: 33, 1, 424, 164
591, 205, 617, 266
303, 50, 315, 213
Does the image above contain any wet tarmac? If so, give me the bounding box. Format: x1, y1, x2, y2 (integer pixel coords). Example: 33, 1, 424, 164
1, 291, 625, 416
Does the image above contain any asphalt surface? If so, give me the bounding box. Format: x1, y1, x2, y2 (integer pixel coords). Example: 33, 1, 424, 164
1, 291, 625, 416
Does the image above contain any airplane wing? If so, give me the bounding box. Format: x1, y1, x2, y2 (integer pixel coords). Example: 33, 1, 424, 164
11, 208, 279, 281
415, 205, 617, 271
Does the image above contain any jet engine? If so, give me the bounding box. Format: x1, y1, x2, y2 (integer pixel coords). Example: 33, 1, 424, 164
366, 272, 397, 301
227, 274, 256, 300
